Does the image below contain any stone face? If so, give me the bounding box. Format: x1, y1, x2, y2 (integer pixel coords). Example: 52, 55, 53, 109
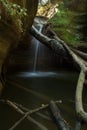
0, 0, 38, 63
0, 0, 38, 93
8, 0, 38, 29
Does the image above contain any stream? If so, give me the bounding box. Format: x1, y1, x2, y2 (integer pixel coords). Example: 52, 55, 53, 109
0, 12, 87, 130
0, 70, 80, 130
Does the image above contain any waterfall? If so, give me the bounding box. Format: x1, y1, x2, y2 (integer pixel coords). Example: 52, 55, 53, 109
33, 24, 43, 71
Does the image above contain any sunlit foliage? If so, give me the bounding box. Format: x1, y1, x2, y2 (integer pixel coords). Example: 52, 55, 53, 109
0, 0, 27, 37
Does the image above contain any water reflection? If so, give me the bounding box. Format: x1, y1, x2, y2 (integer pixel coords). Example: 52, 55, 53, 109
18, 71, 59, 78
16, 71, 76, 79
1, 71, 79, 130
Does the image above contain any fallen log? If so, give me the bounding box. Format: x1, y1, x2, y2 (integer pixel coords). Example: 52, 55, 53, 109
30, 24, 87, 124
43, 23, 87, 61
30, 25, 68, 58
42, 23, 87, 69
49, 100, 71, 130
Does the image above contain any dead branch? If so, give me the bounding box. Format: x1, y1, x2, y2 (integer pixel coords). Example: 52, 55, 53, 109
14, 102, 52, 120
9, 112, 29, 130
6, 100, 48, 130
1, 99, 62, 115
9, 113, 48, 130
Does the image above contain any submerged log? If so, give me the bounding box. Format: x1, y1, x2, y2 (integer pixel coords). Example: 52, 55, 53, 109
49, 100, 71, 130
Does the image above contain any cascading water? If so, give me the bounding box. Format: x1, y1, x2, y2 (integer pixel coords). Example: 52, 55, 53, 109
33, 24, 43, 72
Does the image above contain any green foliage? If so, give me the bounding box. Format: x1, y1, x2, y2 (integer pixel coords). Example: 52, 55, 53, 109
0, 0, 28, 36
49, 2, 84, 47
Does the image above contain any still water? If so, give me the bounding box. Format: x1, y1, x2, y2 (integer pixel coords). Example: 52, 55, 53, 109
0, 37, 87, 130
0, 70, 87, 130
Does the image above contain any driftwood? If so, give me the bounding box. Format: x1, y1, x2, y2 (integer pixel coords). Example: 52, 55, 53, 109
30, 24, 87, 126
